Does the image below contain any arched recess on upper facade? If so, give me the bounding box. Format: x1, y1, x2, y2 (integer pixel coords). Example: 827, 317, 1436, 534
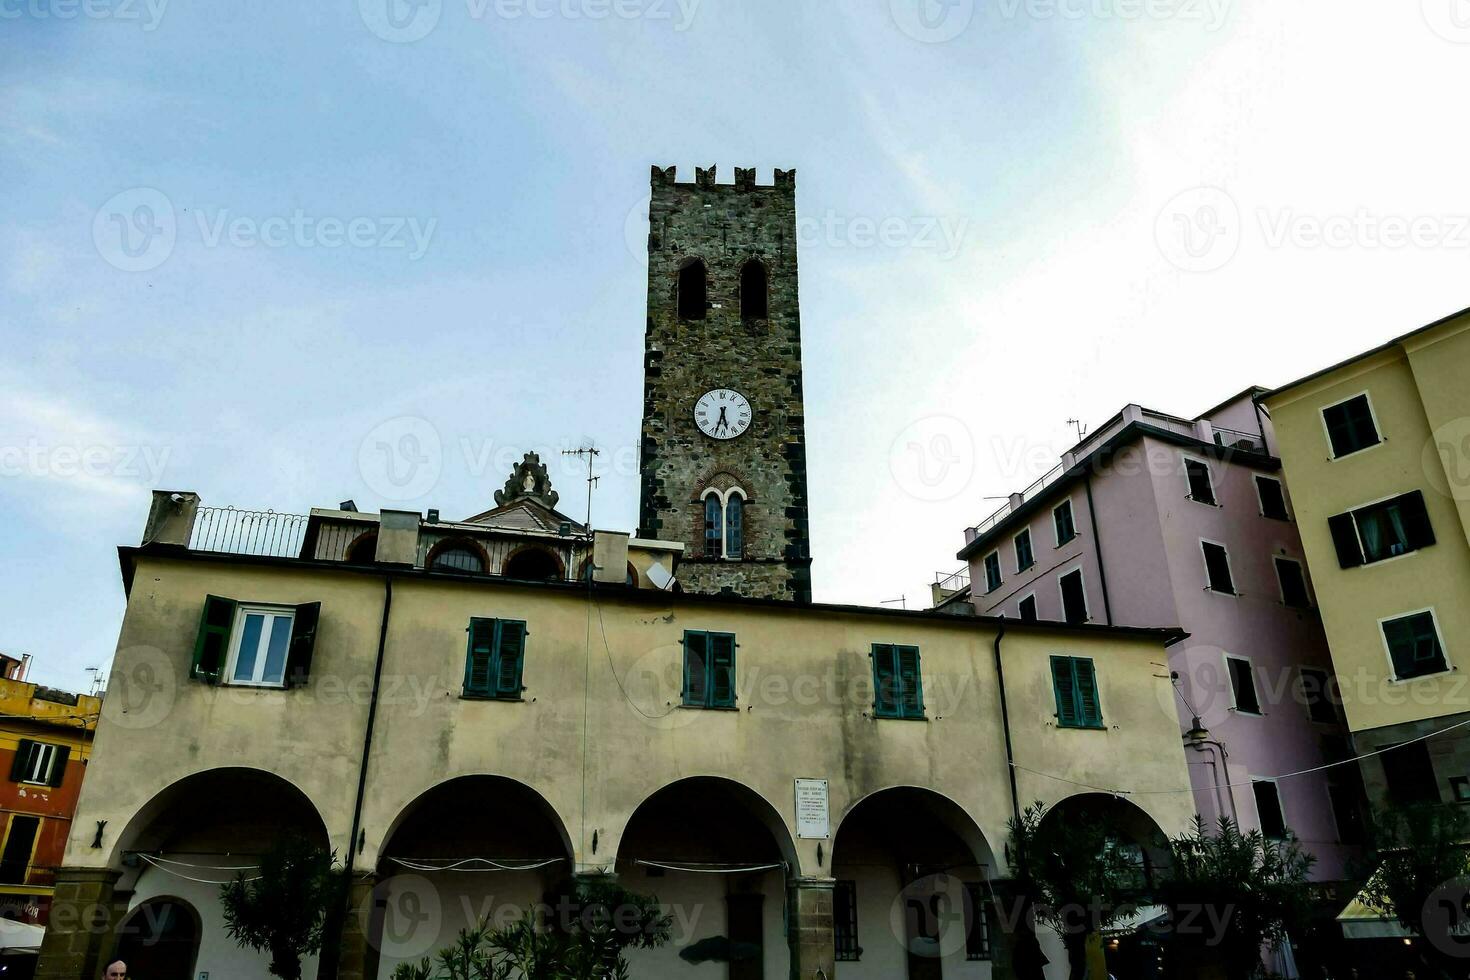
739, 257, 769, 320
344, 530, 378, 564
426, 536, 490, 574
609, 775, 800, 875
502, 544, 565, 582
109, 766, 330, 877
676, 257, 708, 321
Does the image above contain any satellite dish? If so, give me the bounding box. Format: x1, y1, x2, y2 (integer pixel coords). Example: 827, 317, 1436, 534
646, 563, 676, 591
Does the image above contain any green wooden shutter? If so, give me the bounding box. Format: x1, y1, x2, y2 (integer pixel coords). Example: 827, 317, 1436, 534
494, 621, 527, 698
9, 741, 35, 783
1051, 657, 1079, 727
464, 618, 496, 696
897, 646, 923, 718
190, 595, 237, 684
1400, 491, 1436, 550
683, 632, 709, 706
285, 601, 321, 688
1074, 659, 1102, 727
709, 633, 736, 708
48, 746, 69, 788
871, 644, 898, 717
1328, 514, 1364, 568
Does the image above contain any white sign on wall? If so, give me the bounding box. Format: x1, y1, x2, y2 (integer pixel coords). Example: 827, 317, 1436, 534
794, 778, 829, 840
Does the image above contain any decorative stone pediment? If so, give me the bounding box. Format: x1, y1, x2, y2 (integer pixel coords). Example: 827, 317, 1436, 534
494, 452, 559, 510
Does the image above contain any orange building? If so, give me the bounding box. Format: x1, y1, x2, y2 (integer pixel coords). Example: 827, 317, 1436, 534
0, 654, 98, 925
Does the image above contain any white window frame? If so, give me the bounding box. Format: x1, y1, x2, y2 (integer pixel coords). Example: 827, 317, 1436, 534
1254, 475, 1290, 520
224, 604, 297, 688
1338, 489, 1427, 568
1199, 539, 1237, 596
700, 486, 747, 561
1181, 453, 1218, 506
1378, 606, 1452, 683
1223, 653, 1262, 716
982, 551, 1003, 594
1013, 528, 1034, 572
1016, 592, 1038, 622
1272, 556, 1311, 608
18, 743, 58, 786
1319, 390, 1384, 461
1251, 778, 1288, 839
1057, 567, 1090, 624
1052, 497, 1077, 547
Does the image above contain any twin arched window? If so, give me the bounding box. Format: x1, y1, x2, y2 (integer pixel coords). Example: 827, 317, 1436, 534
676, 258, 769, 321
703, 488, 745, 560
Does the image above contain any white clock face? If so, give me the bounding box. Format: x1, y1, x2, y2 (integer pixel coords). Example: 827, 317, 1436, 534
694, 389, 753, 440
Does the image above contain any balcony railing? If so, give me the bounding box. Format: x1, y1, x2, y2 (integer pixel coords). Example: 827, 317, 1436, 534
933, 568, 970, 593
1211, 425, 1266, 454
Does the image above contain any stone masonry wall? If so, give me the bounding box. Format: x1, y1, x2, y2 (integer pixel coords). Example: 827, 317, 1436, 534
638, 165, 813, 602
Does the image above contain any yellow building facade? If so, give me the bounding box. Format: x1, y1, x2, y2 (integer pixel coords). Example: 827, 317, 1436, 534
37, 492, 1196, 980
1262, 308, 1470, 810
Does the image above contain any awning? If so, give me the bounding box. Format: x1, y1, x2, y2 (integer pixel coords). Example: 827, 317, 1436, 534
1337, 890, 1412, 940
0, 918, 45, 955
1103, 905, 1168, 936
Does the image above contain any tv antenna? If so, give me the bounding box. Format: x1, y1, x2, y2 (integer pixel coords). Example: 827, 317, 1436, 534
562, 446, 601, 532
1066, 417, 1088, 443
85, 667, 104, 697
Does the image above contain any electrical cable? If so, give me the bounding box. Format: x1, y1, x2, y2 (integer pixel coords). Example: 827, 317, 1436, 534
383, 857, 564, 873
136, 853, 260, 884
1010, 712, 1470, 797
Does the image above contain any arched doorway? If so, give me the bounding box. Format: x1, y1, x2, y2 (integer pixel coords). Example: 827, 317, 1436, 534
112, 768, 330, 980
1032, 793, 1172, 980
616, 777, 797, 979
113, 897, 200, 980
830, 787, 999, 980
373, 776, 575, 977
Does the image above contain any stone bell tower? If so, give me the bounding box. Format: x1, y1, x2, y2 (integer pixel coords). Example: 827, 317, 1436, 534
637, 165, 812, 603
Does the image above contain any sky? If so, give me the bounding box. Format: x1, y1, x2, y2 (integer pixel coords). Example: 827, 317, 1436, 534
4, 0, 1470, 690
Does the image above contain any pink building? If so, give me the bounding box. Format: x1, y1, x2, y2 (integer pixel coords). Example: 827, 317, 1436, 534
947, 389, 1360, 882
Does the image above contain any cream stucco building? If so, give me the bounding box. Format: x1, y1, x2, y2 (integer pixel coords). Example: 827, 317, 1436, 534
37, 484, 1196, 980
1261, 308, 1470, 812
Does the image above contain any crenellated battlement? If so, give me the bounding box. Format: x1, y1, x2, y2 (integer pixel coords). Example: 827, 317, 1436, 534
650, 164, 796, 192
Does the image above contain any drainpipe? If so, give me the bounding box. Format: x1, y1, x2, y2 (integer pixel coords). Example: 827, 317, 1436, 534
992, 620, 1046, 980
993, 619, 1021, 824
1185, 730, 1239, 825
1082, 474, 1115, 626
323, 575, 393, 978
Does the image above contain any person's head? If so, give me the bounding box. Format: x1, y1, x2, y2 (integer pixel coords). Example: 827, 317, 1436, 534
103, 960, 126, 980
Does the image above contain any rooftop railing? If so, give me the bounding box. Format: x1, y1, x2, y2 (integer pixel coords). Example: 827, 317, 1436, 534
188, 507, 377, 561
189, 507, 308, 557
933, 568, 970, 593
965, 406, 1268, 541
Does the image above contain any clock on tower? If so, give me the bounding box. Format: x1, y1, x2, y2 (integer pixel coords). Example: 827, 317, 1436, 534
637, 165, 812, 603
